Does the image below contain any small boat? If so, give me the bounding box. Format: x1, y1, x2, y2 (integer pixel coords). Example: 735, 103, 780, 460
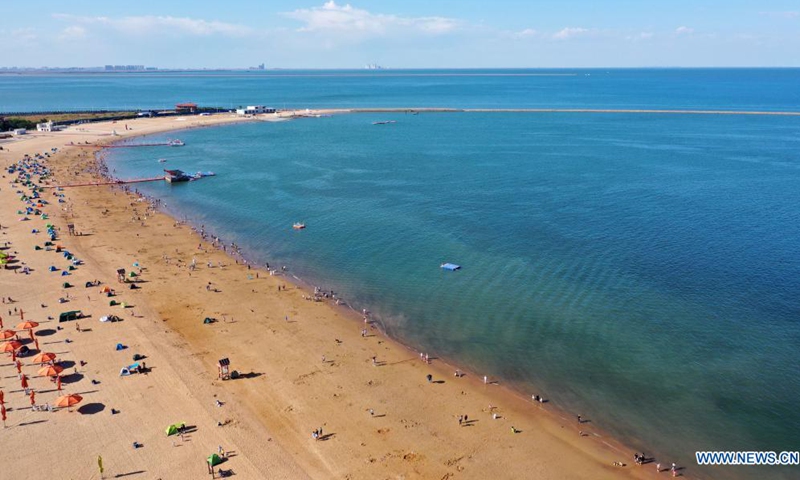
372, 121, 396, 125
167, 139, 185, 147
293, 222, 306, 230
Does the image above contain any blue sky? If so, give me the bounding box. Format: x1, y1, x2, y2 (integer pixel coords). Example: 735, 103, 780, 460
2, 0, 799, 68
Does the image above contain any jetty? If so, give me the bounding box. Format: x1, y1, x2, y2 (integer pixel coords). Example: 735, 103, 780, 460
40, 176, 165, 189
65, 139, 185, 148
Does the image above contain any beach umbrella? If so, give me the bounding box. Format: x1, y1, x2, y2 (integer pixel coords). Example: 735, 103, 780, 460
54, 393, 82, 409
2, 340, 22, 353
38, 364, 63, 377
0, 330, 15, 340
31, 352, 56, 364
16, 321, 39, 330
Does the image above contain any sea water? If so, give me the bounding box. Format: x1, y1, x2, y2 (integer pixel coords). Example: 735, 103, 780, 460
7, 70, 800, 479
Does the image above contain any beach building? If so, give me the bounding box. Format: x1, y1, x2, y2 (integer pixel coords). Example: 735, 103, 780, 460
236, 105, 276, 115
175, 103, 198, 114
36, 121, 62, 132
12, 128, 26, 135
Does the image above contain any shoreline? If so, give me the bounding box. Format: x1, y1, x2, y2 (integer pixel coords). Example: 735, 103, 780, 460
2, 113, 668, 479
97, 115, 675, 471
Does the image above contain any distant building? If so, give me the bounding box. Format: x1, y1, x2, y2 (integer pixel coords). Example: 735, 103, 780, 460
13, 128, 26, 135
175, 103, 198, 114
235, 105, 276, 115
36, 121, 61, 132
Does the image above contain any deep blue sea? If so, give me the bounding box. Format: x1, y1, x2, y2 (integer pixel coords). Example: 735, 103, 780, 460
6, 70, 800, 479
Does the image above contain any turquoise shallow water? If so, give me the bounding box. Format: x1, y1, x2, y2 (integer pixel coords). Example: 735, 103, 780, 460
104, 110, 800, 479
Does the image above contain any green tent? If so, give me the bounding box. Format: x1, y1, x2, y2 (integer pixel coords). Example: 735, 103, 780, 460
165, 423, 185, 436
208, 453, 223, 466
59, 310, 82, 322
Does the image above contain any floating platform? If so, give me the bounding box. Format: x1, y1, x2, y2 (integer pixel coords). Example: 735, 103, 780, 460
441, 263, 461, 271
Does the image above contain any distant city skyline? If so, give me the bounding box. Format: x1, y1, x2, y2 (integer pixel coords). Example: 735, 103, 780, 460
2, 1, 799, 68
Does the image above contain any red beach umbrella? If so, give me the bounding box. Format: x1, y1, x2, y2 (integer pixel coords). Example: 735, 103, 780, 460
0, 330, 15, 340
55, 394, 82, 410
31, 352, 57, 364
2, 340, 22, 353
38, 364, 64, 377
16, 321, 39, 330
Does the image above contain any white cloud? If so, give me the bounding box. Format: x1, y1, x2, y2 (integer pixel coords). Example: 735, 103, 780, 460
625, 32, 654, 41
552, 27, 588, 40
759, 11, 799, 19
282, 1, 460, 35
59, 26, 87, 40
513, 28, 538, 39
52, 13, 251, 37
675, 26, 694, 35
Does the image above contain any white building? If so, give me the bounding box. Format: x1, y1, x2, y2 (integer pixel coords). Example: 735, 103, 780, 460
12, 128, 26, 135
236, 105, 276, 115
37, 121, 54, 132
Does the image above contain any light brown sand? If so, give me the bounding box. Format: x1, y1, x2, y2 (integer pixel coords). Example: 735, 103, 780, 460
0, 114, 661, 479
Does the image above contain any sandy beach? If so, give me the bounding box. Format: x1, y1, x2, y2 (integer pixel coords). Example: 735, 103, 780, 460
0, 114, 665, 479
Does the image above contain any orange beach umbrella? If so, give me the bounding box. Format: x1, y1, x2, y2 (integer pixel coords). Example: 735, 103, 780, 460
2, 341, 22, 353
0, 330, 16, 340
38, 364, 64, 377
31, 352, 57, 364
54, 394, 82, 409
16, 321, 39, 330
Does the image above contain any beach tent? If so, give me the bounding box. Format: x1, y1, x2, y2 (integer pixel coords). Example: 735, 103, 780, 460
48, 266, 57, 272
85, 282, 93, 288
101, 286, 113, 293
115, 343, 126, 351
110, 300, 118, 306
208, 454, 223, 467
203, 317, 215, 324
62, 282, 72, 288
61, 271, 70, 276
165, 423, 185, 436
59, 311, 81, 322
119, 367, 131, 376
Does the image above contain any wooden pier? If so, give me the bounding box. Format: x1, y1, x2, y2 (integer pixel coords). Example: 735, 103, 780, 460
41, 176, 165, 189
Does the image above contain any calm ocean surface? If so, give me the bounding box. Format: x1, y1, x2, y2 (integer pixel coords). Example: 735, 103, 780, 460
10, 70, 800, 479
